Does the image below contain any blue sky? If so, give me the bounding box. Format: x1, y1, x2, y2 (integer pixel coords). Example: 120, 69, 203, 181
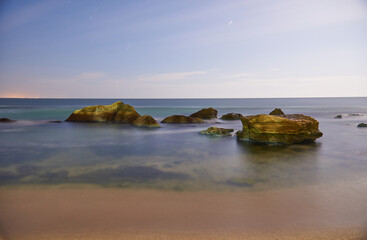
0, 0, 366, 98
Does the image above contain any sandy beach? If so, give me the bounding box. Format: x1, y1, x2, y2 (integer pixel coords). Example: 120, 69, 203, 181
0, 185, 366, 240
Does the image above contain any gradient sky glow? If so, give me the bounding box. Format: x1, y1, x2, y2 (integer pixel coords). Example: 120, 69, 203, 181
0, 0, 366, 98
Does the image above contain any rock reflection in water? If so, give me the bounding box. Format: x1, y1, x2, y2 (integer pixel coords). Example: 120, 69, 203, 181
228, 142, 321, 189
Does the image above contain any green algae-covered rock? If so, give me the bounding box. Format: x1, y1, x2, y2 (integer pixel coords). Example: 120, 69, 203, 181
357, 123, 367, 128
236, 114, 323, 144
161, 115, 205, 124
190, 108, 218, 119
113, 104, 141, 124
66, 101, 141, 123
269, 108, 285, 115
133, 115, 160, 128
66, 101, 124, 122
220, 113, 242, 120
200, 127, 234, 137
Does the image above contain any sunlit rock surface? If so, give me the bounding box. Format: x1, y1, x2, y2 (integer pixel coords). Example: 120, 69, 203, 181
161, 115, 205, 124
66, 101, 140, 123
113, 104, 141, 124
190, 108, 218, 119
133, 115, 161, 128
237, 114, 323, 144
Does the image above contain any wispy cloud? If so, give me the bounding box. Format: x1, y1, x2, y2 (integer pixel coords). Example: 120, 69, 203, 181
138, 71, 206, 82
222, 72, 254, 79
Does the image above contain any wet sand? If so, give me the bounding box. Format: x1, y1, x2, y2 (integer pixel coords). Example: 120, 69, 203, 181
0, 185, 366, 240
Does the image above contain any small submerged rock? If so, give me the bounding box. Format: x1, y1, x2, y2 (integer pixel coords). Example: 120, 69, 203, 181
161, 115, 205, 124
200, 127, 234, 137
190, 108, 218, 119
133, 115, 160, 128
335, 113, 363, 119
48, 120, 63, 123
269, 108, 285, 115
0, 118, 16, 123
220, 113, 242, 120
357, 123, 367, 128
237, 114, 323, 144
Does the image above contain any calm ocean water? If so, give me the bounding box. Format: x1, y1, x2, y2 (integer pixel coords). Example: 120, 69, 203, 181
0, 97, 367, 191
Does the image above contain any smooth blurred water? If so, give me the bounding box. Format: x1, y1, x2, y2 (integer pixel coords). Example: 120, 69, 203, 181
0, 97, 367, 191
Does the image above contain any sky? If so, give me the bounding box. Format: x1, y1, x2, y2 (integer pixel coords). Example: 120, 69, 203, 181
0, 0, 366, 98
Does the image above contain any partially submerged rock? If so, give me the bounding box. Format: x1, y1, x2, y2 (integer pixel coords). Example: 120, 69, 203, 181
161, 115, 205, 124
220, 113, 242, 120
200, 127, 234, 137
0, 118, 16, 123
357, 123, 367, 128
237, 114, 323, 144
48, 120, 63, 123
133, 115, 160, 128
334, 115, 342, 119
66, 101, 140, 123
190, 108, 218, 119
269, 108, 284, 115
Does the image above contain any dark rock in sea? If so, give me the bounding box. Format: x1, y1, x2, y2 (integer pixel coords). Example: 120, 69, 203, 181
17, 165, 42, 176
220, 113, 242, 120
48, 120, 63, 123
269, 108, 285, 115
334, 115, 342, 119
236, 114, 323, 144
133, 115, 160, 128
161, 115, 205, 124
0, 170, 19, 183
38, 170, 69, 182
75, 166, 188, 183
226, 177, 256, 187
190, 108, 218, 119
65, 101, 141, 124
0, 118, 16, 123
200, 127, 234, 137
357, 123, 367, 128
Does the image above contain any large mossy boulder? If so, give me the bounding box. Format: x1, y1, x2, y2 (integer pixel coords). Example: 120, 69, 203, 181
220, 113, 242, 120
190, 108, 218, 119
161, 115, 205, 124
113, 104, 141, 124
269, 108, 284, 115
133, 115, 160, 128
66, 101, 140, 123
236, 114, 323, 144
200, 127, 234, 137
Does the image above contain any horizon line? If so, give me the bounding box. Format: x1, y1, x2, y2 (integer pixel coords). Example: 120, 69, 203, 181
0, 96, 366, 100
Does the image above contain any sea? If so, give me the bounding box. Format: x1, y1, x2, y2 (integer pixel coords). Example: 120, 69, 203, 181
0, 97, 367, 191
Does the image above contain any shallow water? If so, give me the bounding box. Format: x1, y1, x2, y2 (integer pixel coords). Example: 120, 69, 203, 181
0, 97, 367, 191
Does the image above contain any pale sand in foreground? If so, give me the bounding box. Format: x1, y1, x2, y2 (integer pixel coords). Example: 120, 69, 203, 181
0, 185, 366, 240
